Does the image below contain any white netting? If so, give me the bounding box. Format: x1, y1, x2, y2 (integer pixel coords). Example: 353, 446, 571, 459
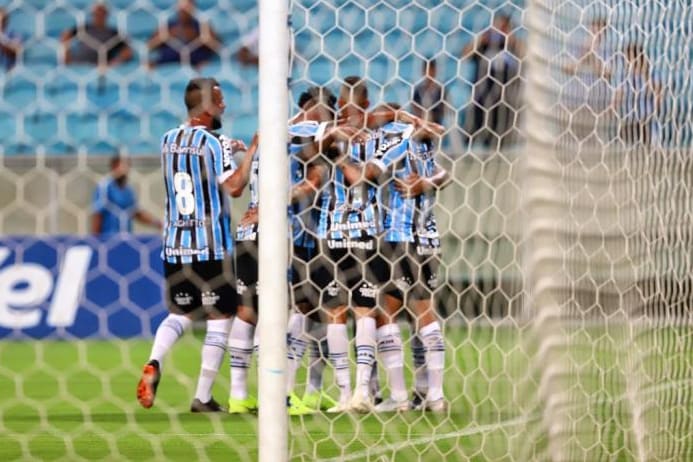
0, 0, 691, 461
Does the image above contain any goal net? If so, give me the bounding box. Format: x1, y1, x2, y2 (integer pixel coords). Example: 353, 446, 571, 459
0, 0, 690, 461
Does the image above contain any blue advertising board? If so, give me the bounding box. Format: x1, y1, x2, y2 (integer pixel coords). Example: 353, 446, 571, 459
0, 235, 167, 339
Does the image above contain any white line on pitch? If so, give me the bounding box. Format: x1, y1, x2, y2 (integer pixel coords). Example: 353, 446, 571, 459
316, 415, 533, 462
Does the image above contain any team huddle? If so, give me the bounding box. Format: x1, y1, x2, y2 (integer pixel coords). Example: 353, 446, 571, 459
137, 76, 450, 415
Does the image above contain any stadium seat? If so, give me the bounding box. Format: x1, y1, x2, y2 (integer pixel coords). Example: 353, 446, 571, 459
323, 29, 351, 60
125, 9, 158, 41
367, 2, 396, 31
86, 78, 120, 109
383, 29, 412, 59
0, 112, 16, 140
6, 6, 36, 38
149, 110, 182, 138
127, 79, 162, 111
85, 140, 119, 156
366, 55, 391, 84
353, 29, 381, 59
399, 5, 428, 31
66, 112, 100, 143
307, 57, 336, 85
107, 110, 141, 141
23, 112, 58, 143
126, 138, 158, 156
63, 0, 92, 8
3, 142, 34, 156
22, 39, 59, 66
415, 30, 445, 58
3, 74, 38, 109
337, 3, 366, 35
45, 140, 77, 156
43, 7, 76, 38
431, 5, 461, 34
230, 114, 257, 141
43, 74, 80, 108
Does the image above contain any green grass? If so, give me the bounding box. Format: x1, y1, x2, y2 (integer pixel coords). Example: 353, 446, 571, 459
0, 324, 690, 461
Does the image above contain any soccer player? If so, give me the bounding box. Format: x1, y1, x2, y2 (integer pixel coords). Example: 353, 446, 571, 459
228, 87, 353, 415
313, 76, 390, 413
377, 121, 450, 412
137, 77, 255, 412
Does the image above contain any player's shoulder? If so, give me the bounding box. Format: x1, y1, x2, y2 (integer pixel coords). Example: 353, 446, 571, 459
289, 120, 324, 137
380, 121, 414, 139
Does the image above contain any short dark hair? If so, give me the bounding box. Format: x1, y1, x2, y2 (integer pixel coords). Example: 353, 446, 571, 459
298, 86, 336, 111
341, 76, 368, 103
184, 77, 220, 113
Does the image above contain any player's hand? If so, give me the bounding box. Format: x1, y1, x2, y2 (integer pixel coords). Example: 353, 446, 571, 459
327, 126, 369, 144
240, 207, 259, 226
222, 136, 248, 154
395, 173, 427, 198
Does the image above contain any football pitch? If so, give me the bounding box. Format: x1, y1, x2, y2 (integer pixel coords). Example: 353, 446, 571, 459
0, 324, 689, 461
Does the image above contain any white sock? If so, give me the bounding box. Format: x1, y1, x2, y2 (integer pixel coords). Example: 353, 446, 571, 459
377, 323, 407, 402
228, 318, 255, 400
306, 322, 327, 394
194, 318, 232, 403
420, 321, 445, 401
149, 314, 193, 369
327, 323, 351, 403
411, 333, 428, 395
355, 317, 377, 396
286, 312, 311, 395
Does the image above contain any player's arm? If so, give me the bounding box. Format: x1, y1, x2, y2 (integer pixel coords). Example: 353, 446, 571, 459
394, 165, 450, 198
91, 212, 103, 235
90, 183, 106, 235
134, 210, 163, 230
222, 134, 257, 197
290, 163, 326, 204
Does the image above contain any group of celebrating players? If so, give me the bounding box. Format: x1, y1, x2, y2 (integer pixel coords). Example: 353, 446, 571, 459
136, 75, 450, 415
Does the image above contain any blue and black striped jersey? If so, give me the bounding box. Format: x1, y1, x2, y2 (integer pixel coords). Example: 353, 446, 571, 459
316, 124, 412, 241
410, 138, 442, 250
235, 121, 327, 248
160, 125, 237, 264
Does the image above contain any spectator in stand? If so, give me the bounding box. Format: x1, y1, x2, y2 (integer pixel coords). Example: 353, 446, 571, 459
411, 59, 446, 125
615, 43, 661, 146
61, 2, 133, 67
91, 156, 161, 236
461, 12, 523, 149
148, 0, 220, 68
235, 27, 259, 66
0, 8, 22, 71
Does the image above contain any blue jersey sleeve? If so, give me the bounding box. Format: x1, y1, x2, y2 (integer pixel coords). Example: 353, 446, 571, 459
371, 124, 414, 173
210, 134, 239, 183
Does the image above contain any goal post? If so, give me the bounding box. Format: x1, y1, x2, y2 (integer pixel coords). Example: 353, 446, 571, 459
257, 0, 290, 461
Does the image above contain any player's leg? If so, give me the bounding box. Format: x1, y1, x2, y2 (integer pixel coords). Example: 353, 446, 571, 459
137, 262, 195, 409
373, 242, 410, 412
411, 252, 446, 412
317, 243, 352, 413
191, 259, 236, 412
227, 240, 258, 413
350, 242, 386, 413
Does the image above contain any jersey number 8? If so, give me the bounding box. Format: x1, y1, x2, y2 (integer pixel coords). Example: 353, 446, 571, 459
173, 172, 195, 215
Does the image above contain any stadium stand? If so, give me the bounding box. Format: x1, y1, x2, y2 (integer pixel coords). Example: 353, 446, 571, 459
0, 0, 520, 156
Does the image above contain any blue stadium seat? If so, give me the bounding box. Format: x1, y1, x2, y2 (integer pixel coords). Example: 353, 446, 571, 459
3, 142, 34, 156
307, 5, 336, 35
44, 74, 79, 108
3, 74, 37, 109
337, 3, 366, 35
383, 29, 412, 60
338, 55, 365, 81
108, 110, 140, 141
128, 79, 162, 111
307, 57, 336, 85
24, 112, 58, 143
6, 6, 36, 38
399, 6, 428, 31
44, 8, 76, 38
66, 112, 99, 143
64, 0, 93, 8
46, 141, 77, 156
323, 29, 351, 60
353, 29, 381, 59
431, 5, 460, 34
446, 79, 472, 110
150, 110, 181, 137
230, 114, 257, 141
0, 112, 16, 140
85, 140, 119, 156
367, 2, 396, 31
86, 78, 120, 109
22, 39, 59, 65
125, 9, 158, 41
127, 139, 158, 156
415, 30, 445, 58
398, 54, 419, 83
366, 55, 391, 84
293, 29, 321, 61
